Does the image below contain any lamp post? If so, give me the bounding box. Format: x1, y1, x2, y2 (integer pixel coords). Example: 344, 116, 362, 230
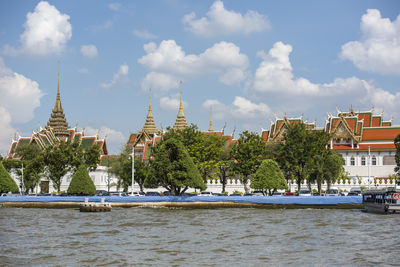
131, 148, 135, 195
21, 162, 24, 195
368, 146, 371, 189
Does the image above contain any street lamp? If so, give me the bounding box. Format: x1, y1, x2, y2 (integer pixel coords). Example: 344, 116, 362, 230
367, 146, 371, 189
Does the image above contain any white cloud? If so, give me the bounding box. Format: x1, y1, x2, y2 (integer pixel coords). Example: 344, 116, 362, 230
0, 58, 43, 123
4, 1, 72, 56
85, 126, 125, 154
139, 40, 248, 87
133, 29, 157, 39
253, 41, 368, 97
160, 95, 187, 111
108, 3, 121, 11
100, 64, 129, 89
80, 44, 98, 58
0, 107, 15, 156
141, 72, 178, 92
78, 68, 89, 74
232, 96, 270, 118
183, 0, 270, 37
340, 9, 400, 75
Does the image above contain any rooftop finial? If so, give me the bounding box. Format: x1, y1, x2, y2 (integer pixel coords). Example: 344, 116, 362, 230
208, 107, 214, 132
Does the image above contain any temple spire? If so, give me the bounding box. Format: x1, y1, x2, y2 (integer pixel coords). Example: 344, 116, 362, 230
173, 81, 188, 130
208, 108, 214, 132
141, 89, 158, 135
47, 65, 70, 140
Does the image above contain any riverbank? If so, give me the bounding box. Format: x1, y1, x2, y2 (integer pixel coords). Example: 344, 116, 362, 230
0, 195, 362, 209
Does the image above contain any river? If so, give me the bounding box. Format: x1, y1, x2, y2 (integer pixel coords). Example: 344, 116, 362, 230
0, 207, 399, 266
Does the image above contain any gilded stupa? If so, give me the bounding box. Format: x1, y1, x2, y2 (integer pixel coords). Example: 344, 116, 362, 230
47, 70, 70, 140
173, 82, 188, 130
141, 92, 158, 135
208, 109, 214, 132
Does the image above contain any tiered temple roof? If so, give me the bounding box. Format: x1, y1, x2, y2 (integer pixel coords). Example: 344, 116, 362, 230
262, 107, 400, 152
47, 71, 69, 140
141, 94, 158, 136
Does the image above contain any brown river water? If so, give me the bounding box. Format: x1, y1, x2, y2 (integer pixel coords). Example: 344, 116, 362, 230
0, 207, 399, 266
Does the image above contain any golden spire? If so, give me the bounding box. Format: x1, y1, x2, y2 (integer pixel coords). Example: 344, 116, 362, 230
47, 64, 70, 140
141, 88, 158, 135
208, 108, 214, 132
173, 81, 188, 130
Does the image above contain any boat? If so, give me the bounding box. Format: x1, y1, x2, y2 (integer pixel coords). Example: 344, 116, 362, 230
79, 198, 111, 212
362, 187, 400, 214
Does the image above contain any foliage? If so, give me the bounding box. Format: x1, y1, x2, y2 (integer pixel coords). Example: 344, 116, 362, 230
108, 144, 133, 192
395, 134, 400, 176
145, 137, 205, 195
0, 162, 19, 193
164, 124, 225, 184
43, 141, 101, 192
231, 131, 267, 193
17, 144, 45, 193
250, 159, 287, 195
133, 157, 150, 192
67, 165, 96, 195
277, 124, 333, 192
216, 150, 234, 194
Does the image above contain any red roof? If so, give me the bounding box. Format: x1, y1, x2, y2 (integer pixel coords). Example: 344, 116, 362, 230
362, 128, 400, 141
371, 116, 381, 127
357, 113, 371, 127
359, 143, 396, 149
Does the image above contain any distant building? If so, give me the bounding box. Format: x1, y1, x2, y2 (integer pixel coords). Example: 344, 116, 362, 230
262, 107, 400, 186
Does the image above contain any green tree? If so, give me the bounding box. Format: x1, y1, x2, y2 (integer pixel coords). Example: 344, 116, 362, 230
145, 137, 205, 195
277, 124, 331, 191
231, 131, 266, 193
67, 165, 96, 195
134, 158, 150, 192
395, 134, 400, 176
0, 162, 19, 193
17, 144, 45, 194
251, 159, 287, 195
164, 124, 225, 184
216, 150, 234, 194
108, 144, 134, 192
43, 141, 74, 192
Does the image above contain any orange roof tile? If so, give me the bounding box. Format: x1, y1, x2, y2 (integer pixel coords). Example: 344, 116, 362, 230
357, 113, 371, 127
361, 128, 400, 141
371, 116, 381, 127
359, 143, 396, 150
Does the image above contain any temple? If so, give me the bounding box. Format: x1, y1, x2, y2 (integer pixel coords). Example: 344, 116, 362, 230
262, 107, 400, 185
8, 71, 108, 159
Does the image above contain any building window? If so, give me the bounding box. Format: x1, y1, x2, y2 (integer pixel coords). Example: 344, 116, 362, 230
372, 156, 377, 165
383, 155, 395, 165
350, 156, 355, 166
361, 156, 366, 166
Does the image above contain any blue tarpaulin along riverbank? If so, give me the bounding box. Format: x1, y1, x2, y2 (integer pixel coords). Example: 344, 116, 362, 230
0, 195, 362, 206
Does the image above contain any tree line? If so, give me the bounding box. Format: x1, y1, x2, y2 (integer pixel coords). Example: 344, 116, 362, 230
0, 141, 100, 194
110, 123, 350, 196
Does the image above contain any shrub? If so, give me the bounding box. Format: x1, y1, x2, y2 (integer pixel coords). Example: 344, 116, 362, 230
0, 162, 19, 193
67, 165, 96, 196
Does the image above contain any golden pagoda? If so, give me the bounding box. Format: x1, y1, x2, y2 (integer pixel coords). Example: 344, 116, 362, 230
173, 82, 188, 130
47, 69, 70, 140
141, 92, 158, 135
208, 109, 214, 132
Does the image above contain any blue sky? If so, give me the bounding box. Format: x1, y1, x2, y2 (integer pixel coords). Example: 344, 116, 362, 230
1, 0, 400, 155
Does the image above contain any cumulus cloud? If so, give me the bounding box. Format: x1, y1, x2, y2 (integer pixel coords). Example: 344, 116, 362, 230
141, 72, 178, 92
340, 9, 400, 75
100, 64, 129, 89
0, 107, 15, 156
138, 40, 248, 89
253, 41, 369, 97
0, 58, 43, 123
85, 126, 125, 154
133, 29, 157, 39
0, 58, 43, 155
3, 1, 72, 56
160, 95, 187, 111
202, 97, 270, 120
183, 0, 270, 37
80, 44, 98, 58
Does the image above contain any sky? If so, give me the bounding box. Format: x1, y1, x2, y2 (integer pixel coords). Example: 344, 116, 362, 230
0, 0, 400, 155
